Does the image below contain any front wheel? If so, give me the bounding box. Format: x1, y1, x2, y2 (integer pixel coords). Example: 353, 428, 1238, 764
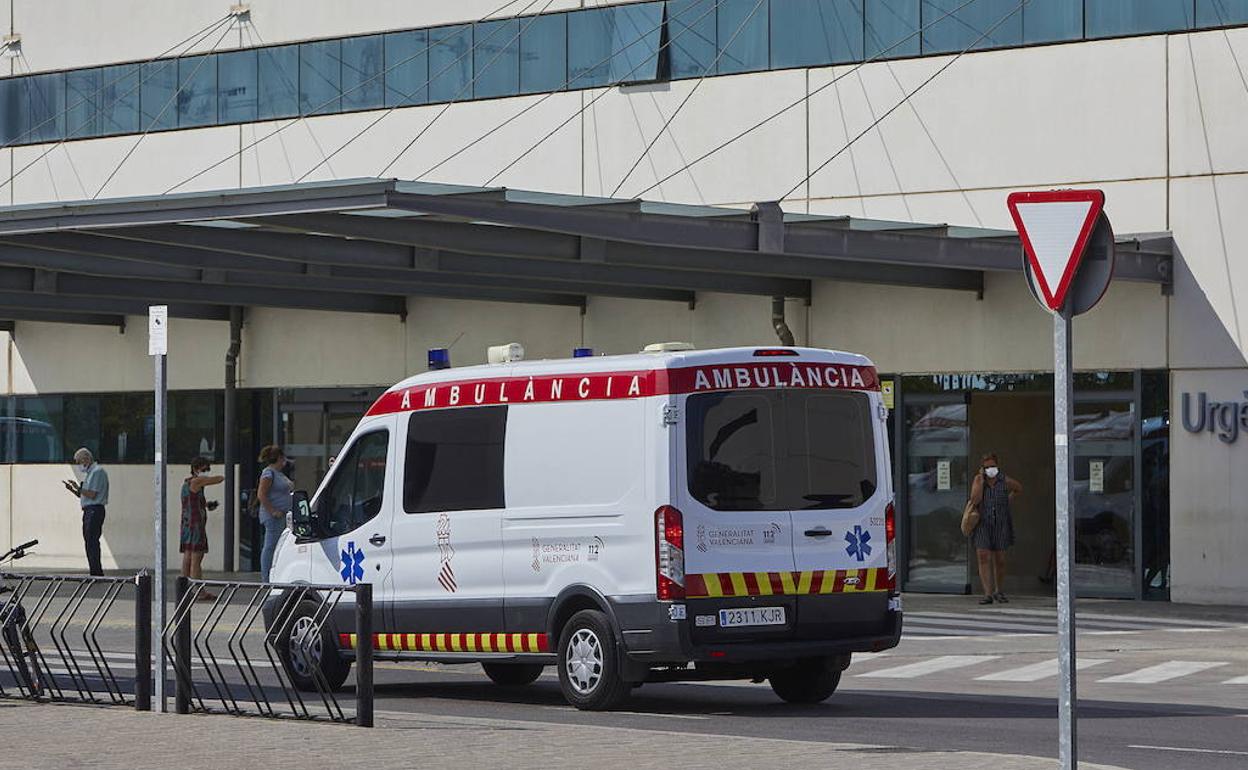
482, 662, 544, 686
769, 658, 843, 704
276, 599, 351, 693
556, 610, 630, 711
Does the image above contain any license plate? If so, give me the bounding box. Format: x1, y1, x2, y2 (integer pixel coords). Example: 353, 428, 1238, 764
718, 607, 786, 628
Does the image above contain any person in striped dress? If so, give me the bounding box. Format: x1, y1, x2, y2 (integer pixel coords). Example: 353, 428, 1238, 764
970, 453, 1023, 605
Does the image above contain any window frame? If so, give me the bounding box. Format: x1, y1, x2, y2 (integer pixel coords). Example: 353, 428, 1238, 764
309, 427, 392, 540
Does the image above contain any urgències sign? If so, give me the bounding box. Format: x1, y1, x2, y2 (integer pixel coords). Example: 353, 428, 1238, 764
1181, 390, 1248, 444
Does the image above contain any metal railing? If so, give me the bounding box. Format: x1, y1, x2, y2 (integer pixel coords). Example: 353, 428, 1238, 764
164, 577, 373, 727
0, 571, 151, 709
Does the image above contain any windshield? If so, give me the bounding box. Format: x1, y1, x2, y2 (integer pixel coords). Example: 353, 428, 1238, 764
686, 389, 878, 511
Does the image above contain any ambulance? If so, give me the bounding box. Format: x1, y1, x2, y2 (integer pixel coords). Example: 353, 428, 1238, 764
268, 344, 902, 710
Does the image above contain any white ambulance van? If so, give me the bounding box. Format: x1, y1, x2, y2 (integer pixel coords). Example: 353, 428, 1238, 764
268, 345, 901, 710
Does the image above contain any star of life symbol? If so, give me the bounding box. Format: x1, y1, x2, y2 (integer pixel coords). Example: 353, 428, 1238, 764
844, 526, 871, 563
340, 541, 365, 585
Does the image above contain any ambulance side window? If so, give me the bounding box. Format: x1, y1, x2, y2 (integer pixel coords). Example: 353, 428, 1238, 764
404, 406, 506, 514
314, 429, 390, 536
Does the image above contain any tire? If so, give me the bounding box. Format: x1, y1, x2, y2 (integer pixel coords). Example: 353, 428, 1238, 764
277, 599, 352, 693
482, 662, 545, 686
769, 658, 842, 704
556, 609, 630, 711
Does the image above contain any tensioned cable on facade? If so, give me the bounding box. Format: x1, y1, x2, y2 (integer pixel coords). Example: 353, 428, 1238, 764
163, 0, 530, 194
777, 0, 1031, 202
170, 0, 714, 194
628, 0, 990, 199
304, 0, 558, 182
93, 19, 240, 198
2, 13, 234, 150
0, 14, 235, 195
609, 0, 766, 198
482, 0, 727, 186
419, 0, 728, 181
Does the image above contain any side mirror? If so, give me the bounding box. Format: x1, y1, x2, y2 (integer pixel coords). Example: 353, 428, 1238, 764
291, 490, 317, 539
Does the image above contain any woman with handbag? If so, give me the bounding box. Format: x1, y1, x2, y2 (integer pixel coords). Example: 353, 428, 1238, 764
969, 453, 1023, 605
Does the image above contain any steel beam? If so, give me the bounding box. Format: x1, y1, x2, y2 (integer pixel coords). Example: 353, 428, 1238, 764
384, 191, 1171, 285
60, 224, 808, 298
0, 290, 229, 319
0, 308, 126, 327
0, 178, 394, 235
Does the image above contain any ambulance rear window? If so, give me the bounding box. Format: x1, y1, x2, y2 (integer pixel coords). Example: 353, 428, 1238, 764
686, 390, 877, 511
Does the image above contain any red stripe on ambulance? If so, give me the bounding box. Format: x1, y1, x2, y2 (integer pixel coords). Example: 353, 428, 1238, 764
365, 362, 878, 416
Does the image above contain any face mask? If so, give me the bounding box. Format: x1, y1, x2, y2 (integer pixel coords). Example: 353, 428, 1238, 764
195, 470, 210, 478
984, 467, 1000, 479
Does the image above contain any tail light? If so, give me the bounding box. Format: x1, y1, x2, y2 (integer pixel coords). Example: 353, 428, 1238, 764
655, 505, 685, 600
885, 501, 897, 591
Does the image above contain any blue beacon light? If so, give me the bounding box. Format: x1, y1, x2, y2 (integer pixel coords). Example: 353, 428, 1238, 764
573, 347, 593, 358
427, 348, 451, 370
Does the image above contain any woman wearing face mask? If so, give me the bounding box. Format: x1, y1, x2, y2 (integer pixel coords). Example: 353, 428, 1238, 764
256, 445, 293, 583
969, 453, 1023, 604
180, 456, 224, 597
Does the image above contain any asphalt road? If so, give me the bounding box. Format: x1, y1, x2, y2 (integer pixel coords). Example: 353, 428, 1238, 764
4, 588, 1246, 769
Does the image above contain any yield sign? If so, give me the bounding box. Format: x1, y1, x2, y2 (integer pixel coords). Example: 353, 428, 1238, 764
1006, 189, 1105, 312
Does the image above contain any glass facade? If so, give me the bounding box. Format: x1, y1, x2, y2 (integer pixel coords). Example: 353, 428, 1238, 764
0, 1, 1239, 147
894, 371, 1170, 600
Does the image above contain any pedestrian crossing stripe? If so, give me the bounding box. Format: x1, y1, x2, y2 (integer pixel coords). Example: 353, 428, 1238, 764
685, 568, 892, 598
338, 632, 549, 654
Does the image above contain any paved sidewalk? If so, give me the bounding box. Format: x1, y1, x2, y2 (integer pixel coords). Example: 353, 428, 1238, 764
0, 700, 1130, 770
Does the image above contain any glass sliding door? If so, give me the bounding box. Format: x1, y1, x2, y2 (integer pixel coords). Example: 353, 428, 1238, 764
1071, 394, 1137, 597
903, 394, 971, 592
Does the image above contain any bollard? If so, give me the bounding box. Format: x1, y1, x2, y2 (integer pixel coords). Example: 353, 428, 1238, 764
354, 583, 373, 728
174, 576, 192, 714
134, 571, 152, 711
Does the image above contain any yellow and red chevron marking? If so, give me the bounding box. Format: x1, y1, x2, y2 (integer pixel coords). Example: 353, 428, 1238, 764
338, 632, 549, 654
685, 568, 891, 598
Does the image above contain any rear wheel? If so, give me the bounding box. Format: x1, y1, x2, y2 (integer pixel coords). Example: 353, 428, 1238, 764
769, 658, 842, 704
277, 599, 351, 693
556, 610, 630, 711
482, 662, 544, 686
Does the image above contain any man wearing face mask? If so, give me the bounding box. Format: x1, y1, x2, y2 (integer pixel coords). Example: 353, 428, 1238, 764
969, 453, 1023, 604
62, 448, 110, 576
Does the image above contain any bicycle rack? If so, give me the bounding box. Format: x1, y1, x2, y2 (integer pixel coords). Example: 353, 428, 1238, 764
0, 572, 151, 709
163, 577, 373, 727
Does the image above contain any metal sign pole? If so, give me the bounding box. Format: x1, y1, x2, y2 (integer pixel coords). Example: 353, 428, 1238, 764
1054, 302, 1077, 769
149, 306, 169, 712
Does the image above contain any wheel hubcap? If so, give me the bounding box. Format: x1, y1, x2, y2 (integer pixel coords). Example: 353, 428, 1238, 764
288, 616, 322, 678
565, 628, 603, 695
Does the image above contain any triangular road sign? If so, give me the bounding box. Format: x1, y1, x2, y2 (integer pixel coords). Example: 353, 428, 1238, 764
1006, 189, 1105, 312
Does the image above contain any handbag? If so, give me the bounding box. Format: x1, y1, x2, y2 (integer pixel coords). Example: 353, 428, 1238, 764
960, 499, 981, 537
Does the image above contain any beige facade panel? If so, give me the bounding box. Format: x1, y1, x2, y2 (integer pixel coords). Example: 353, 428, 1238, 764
693, 294, 810, 350
1169, 368, 1248, 606
239, 92, 585, 192
808, 274, 1166, 375
12, 128, 241, 203
581, 70, 809, 204
10, 317, 229, 394
806, 37, 1168, 202
1167, 28, 1248, 178
1168, 175, 1248, 369
805, 178, 1168, 233
404, 297, 582, 370
242, 307, 406, 389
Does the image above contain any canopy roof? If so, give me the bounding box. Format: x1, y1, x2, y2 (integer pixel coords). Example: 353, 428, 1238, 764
0, 178, 1173, 328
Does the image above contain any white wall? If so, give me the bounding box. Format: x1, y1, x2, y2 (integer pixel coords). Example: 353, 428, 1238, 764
1169, 369, 1248, 605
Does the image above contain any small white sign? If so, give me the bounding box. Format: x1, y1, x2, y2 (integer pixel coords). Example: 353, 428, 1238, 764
936, 460, 951, 491
148, 305, 168, 356
1089, 460, 1105, 494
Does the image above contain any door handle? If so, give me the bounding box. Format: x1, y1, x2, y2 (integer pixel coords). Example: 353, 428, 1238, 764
804, 527, 833, 538
368, 534, 387, 546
